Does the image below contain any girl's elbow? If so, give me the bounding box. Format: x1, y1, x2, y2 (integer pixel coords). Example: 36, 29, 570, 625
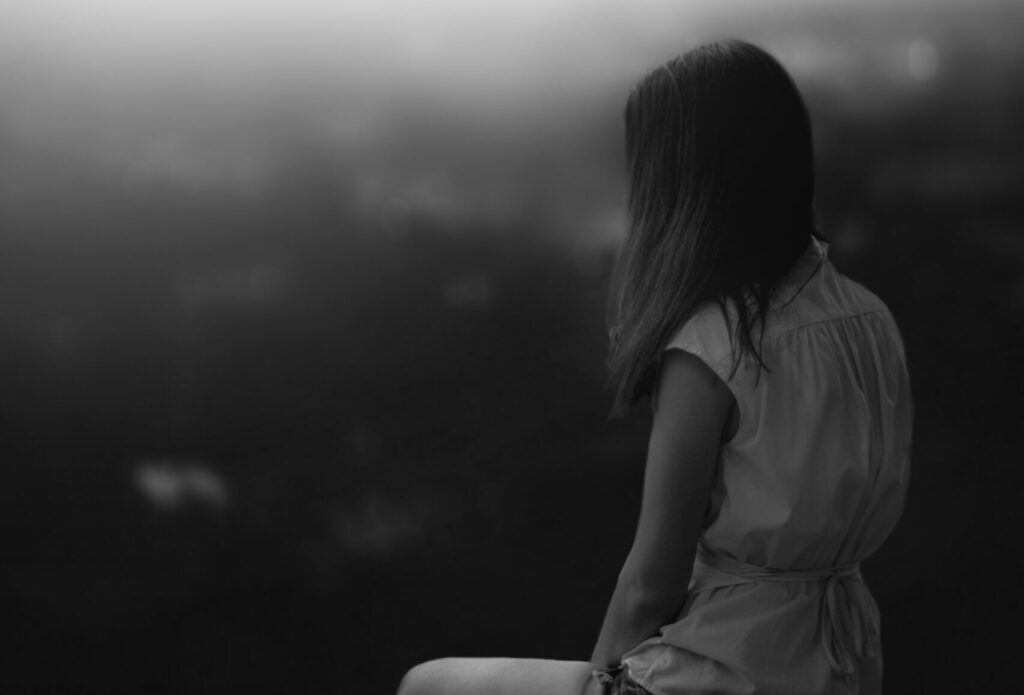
618, 569, 686, 619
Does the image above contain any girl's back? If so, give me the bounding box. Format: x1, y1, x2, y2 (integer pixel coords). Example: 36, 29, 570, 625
621, 236, 914, 695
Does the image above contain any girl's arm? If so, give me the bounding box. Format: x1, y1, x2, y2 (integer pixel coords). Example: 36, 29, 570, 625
590, 348, 735, 669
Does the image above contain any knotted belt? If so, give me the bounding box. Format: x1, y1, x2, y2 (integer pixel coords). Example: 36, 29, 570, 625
690, 541, 879, 679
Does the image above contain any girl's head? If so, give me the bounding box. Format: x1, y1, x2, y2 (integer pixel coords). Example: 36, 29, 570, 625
606, 39, 817, 418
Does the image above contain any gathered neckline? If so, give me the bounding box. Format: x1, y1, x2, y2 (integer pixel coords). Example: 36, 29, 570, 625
773, 236, 827, 308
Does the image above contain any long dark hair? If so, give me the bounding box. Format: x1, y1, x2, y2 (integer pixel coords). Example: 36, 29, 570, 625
605, 39, 819, 419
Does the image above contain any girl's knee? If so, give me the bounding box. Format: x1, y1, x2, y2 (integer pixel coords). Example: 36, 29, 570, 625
396, 658, 453, 695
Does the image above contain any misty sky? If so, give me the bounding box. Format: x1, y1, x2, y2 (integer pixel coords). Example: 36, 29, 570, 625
0, 0, 1012, 237
0, 0, 962, 132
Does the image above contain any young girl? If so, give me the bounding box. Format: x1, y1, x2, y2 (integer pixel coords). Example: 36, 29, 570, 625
396, 39, 913, 695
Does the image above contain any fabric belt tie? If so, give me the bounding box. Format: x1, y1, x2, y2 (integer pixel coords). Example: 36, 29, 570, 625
690, 542, 879, 679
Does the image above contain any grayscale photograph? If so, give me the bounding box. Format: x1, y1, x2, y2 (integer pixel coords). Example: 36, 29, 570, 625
2, 1, 1019, 693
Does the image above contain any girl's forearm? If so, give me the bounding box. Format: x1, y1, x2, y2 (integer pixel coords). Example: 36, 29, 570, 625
589, 574, 684, 669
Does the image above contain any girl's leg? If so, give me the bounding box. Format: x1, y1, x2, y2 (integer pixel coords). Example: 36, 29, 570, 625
396, 657, 598, 695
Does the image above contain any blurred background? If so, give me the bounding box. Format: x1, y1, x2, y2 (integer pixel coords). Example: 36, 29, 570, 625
2, 0, 1021, 692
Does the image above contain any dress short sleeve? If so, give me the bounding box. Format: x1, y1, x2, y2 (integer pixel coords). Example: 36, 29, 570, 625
663, 300, 738, 384
658, 300, 751, 439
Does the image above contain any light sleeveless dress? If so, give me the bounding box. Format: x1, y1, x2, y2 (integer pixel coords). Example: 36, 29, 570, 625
620, 237, 914, 695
